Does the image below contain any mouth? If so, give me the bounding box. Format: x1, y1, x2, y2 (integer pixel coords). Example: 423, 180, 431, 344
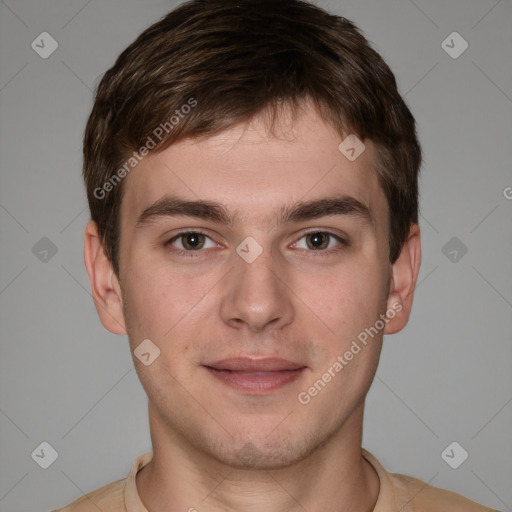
203, 357, 307, 393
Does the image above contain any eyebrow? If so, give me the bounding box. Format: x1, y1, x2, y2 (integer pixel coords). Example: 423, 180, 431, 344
136, 194, 373, 228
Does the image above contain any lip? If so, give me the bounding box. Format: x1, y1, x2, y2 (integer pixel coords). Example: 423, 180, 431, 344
206, 357, 305, 372
204, 357, 306, 393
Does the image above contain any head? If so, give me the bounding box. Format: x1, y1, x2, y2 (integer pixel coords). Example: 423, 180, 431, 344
84, 0, 421, 469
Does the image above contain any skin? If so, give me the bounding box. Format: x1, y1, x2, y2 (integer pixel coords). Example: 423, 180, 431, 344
84, 101, 421, 512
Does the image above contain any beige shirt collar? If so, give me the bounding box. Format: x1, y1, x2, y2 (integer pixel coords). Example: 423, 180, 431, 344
123, 448, 396, 512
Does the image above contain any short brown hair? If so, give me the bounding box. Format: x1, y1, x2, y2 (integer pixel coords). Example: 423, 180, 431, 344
83, 0, 421, 275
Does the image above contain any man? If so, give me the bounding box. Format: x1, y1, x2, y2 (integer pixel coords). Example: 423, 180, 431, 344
54, 0, 498, 510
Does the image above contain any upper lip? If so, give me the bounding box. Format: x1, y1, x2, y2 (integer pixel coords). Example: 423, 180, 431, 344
205, 357, 305, 372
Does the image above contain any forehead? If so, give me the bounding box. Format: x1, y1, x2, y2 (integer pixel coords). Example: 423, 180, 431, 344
120, 102, 387, 227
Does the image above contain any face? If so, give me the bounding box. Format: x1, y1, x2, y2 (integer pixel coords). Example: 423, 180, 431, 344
95, 102, 414, 469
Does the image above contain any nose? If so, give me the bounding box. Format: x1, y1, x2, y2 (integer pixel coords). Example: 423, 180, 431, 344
219, 246, 294, 333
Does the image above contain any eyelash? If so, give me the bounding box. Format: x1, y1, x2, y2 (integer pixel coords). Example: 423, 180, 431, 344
165, 230, 219, 258
165, 230, 349, 257
293, 230, 349, 254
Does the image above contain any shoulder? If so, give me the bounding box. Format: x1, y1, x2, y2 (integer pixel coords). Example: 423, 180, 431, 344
389, 472, 498, 512
51, 478, 125, 512
51, 451, 153, 512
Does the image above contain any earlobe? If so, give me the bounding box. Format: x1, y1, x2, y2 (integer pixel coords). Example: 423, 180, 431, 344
84, 220, 127, 335
384, 224, 421, 335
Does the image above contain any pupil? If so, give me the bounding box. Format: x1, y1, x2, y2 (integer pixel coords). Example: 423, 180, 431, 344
184, 233, 204, 249
308, 233, 327, 250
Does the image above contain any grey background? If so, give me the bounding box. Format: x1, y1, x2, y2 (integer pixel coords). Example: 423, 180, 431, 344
0, 0, 511, 511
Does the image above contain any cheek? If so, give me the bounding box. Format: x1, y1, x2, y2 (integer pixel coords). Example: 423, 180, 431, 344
300, 260, 387, 337
120, 256, 221, 361
120, 258, 184, 340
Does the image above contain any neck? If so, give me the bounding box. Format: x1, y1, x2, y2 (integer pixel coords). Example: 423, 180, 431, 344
136, 403, 380, 512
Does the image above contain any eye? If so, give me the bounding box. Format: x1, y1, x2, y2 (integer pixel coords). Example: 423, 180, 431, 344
168, 231, 217, 251
293, 231, 347, 251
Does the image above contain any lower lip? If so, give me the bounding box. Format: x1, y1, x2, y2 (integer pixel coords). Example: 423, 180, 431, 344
205, 367, 305, 393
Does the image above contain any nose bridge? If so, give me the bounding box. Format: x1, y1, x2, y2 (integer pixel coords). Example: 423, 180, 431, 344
219, 241, 294, 331
236, 244, 279, 293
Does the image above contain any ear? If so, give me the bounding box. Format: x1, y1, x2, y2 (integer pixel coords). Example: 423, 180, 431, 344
384, 223, 421, 335
84, 220, 127, 335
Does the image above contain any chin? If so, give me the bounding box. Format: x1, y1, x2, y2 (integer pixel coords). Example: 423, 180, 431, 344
204, 426, 322, 470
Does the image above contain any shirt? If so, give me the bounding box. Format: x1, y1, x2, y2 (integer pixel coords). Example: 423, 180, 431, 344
52, 448, 498, 511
